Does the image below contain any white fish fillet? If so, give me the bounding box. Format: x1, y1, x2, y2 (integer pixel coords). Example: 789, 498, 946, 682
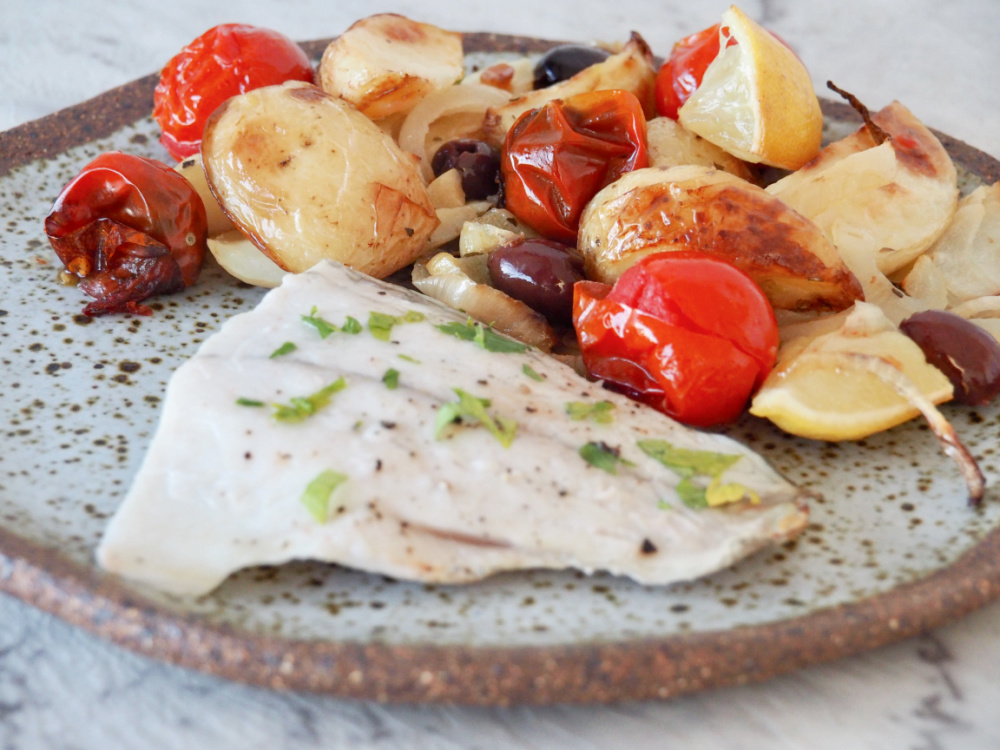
97, 261, 809, 596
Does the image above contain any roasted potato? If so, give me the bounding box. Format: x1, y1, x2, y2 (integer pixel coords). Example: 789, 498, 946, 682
577, 165, 863, 313
174, 153, 234, 237
482, 33, 657, 144
207, 230, 288, 288
202, 82, 437, 279
646, 117, 755, 182
319, 14, 464, 120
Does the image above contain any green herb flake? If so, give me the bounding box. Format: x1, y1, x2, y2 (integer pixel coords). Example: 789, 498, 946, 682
637, 440, 754, 509
522, 364, 544, 382
435, 388, 517, 448
566, 400, 615, 424
341, 316, 363, 335
300, 469, 348, 523
236, 397, 265, 408
368, 310, 424, 341
269, 341, 297, 358
579, 441, 633, 474
272, 378, 346, 423
435, 319, 529, 353
398, 354, 421, 364
382, 368, 400, 390
302, 307, 338, 339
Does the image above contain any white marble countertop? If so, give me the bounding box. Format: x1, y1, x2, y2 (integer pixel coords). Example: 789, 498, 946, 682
3, 0, 1000, 747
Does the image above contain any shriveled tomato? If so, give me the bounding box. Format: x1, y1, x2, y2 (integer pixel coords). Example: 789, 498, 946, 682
44, 151, 208, 316
153, 24, 314, 161
501, 89, 648, 244
573, 251, 778, 427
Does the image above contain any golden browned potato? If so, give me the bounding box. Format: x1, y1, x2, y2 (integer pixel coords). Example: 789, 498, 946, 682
202, 81, 437, 279
207, 230, 288, 288
482, 33, 657, 143
577, 165, 863, 313
174, 153, 234, 237
319, 14, 464, 120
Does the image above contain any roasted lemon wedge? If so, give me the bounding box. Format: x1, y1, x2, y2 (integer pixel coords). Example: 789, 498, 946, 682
678, 5, 822, 170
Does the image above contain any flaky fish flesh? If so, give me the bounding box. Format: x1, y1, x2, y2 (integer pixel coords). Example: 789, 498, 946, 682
98, 261, 809, 596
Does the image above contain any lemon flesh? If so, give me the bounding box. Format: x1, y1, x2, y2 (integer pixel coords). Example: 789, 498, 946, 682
750, 303, 953, 441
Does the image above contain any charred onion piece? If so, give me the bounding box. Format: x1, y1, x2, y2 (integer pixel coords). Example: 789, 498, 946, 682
826, 81, 892, 145
797, 350, 985, 506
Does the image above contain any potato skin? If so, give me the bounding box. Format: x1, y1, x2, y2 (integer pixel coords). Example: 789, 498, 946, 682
577, 166, 863, 313
202, 81, 437, 278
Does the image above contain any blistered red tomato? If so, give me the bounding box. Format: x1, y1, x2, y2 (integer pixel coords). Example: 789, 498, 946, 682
501, 89, 648, 243
44, 151, 208, 316
153, 24, 314, 160
655, 23, 726, 120
572, 251, 778, 427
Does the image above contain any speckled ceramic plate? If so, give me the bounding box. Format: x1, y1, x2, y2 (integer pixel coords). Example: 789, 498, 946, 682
2, 34, 1000, 706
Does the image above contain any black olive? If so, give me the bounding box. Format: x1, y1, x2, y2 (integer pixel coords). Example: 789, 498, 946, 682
532, 45, 612, 89
430, 139, 500, 201
899, 309, 1000, 405
487, 239, 585, 323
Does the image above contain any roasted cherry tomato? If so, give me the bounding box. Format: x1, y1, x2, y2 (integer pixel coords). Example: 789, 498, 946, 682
573, 251, 778, 427
153, 24, 315, 161
654, 23, 726, 120
45, 151, 208, 316
501, 89, 648, 243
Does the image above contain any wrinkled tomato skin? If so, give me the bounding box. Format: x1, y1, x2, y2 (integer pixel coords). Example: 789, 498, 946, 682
572, 252, 778, 427
501, 89, 648, 243
45, 151, 208, 316
153, 24, 314, 161
655, 24, 722, 120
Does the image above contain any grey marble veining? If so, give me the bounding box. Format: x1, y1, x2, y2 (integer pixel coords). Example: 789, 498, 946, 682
3, 0, 1000, 747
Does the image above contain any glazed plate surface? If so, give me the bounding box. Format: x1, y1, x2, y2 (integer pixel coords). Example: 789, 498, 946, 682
2, 35, 1000, 704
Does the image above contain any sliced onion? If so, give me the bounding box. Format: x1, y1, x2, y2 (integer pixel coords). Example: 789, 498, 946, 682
398, 84, 511, 182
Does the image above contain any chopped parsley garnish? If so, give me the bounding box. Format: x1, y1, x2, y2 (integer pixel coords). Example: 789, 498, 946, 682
302, 308, 363, 338
341, 316, 363, 335
522, 364, 544, 382
566, 400, 615, 424
435, 319, 529, 353
272, 378, 346, 423
302, 307, 338, 339
300, 469, 348, 523
637, 440, 756, 509
368, 310, 424, 341
269, 341, 297, 358
435, 388, 517, 448
382, 368, 400, 390
236, 397, 265, 407
398, 354, 421, 364
579, 441, 633, 474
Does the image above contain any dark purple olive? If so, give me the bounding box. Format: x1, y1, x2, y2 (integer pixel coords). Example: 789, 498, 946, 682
487, 239, 585, 323
899, 309, 1000, 406
430, 139, 500, 200
532, 45, 612, 89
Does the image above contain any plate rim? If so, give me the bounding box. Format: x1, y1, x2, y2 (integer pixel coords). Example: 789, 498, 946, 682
2, 32, 1000, 706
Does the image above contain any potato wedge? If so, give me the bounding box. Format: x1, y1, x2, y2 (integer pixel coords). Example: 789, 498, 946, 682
646, 117, 755, 182
767, 101, 958, 276
207, 230, 288, 288
174, 153, 234, 237
577, 165, 863, 312
482, 33, 656, 144
202, 81, 437, 279
319, 14, 464, 120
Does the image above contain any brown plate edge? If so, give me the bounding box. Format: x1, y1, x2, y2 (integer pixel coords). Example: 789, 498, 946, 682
2, 32, 1000, 706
